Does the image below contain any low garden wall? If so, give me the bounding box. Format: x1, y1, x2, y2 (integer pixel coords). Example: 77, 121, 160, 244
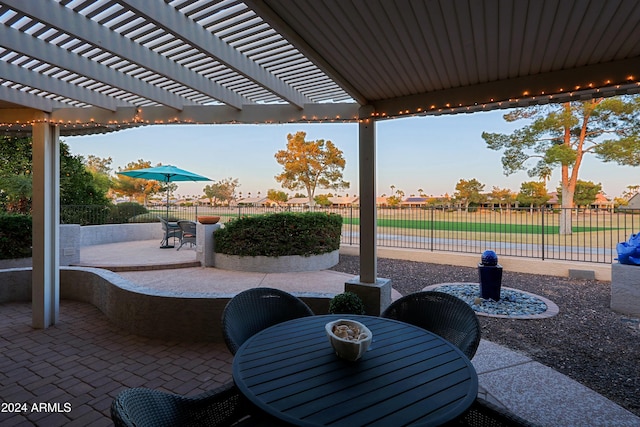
213, 250, 339, 273
611, 263, 640, 317
79, 222, 162, 246
0, 267, 330, 342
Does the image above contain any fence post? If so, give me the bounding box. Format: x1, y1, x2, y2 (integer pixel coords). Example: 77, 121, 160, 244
349, 205, 353, 245
541, 207, 545, 260
430, 207, 434, 251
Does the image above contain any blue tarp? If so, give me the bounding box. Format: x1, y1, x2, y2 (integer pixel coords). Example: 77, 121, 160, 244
616, 233, 640, 265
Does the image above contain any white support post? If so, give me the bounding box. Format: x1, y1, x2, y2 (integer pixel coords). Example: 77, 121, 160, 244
358, 106, 377, 283
344, 106, 392, 315
31, 122, 60, 328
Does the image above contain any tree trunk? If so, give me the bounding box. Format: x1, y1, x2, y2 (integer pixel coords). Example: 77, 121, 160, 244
559, 187, 574, 235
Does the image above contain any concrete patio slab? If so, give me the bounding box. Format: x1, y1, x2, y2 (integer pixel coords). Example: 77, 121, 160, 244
478, 358, 640, 427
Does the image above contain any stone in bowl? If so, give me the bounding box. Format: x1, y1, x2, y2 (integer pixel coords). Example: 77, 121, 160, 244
197, 216, 220, 224
325, 319, 372, 361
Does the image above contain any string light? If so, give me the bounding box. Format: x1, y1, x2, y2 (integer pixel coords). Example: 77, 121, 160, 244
2, 77, 638, 133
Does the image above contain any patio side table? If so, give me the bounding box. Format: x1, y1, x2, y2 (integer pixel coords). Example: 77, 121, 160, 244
233, 314, 478, 427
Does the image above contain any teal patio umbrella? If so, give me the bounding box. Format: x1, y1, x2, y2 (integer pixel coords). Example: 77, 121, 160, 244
117, 165, 211, 218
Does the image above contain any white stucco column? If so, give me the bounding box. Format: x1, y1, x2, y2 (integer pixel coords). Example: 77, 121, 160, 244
358, 106, 377, 283
344, 106, 392, 315
31, 122, 60, 328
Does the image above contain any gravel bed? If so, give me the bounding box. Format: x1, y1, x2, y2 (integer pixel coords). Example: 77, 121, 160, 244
331, 255, 640, 417
432, 283, 549, 317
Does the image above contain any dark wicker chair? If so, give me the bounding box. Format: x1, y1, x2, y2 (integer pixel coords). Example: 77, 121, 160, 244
222, 287, 315, 355
450, 397, 541, 426
381, 290, 481, 359
111, 382, 250, 427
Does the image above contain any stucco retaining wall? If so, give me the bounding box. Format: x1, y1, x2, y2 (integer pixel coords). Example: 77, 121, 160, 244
213, 250, 339, 273
611, 263, 640, 317
80, 223, 163, 246
0, 267, 330, 341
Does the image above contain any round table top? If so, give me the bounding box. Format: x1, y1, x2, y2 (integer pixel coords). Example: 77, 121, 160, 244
233, 314, 478, 427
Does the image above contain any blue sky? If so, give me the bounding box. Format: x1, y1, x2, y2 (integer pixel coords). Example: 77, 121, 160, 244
65, 109, 635, 199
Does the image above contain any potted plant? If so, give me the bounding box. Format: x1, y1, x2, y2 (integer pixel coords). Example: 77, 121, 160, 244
328, 291, 366, 315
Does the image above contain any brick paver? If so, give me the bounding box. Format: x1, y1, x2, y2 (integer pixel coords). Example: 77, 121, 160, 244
0, 301, 233, 426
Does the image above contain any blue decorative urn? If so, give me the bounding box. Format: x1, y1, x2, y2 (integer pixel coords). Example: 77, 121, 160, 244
478, 250, 502, 300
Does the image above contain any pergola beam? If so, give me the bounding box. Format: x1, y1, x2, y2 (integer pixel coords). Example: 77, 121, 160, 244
0, 84, 66, 112
48, 103, 361, 126
3, 0, 249, 110
120, 0, 310, 108
0, 25, 195, 111
0, 60, 128, 111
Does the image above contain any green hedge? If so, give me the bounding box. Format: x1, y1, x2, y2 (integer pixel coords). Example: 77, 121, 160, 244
109, 202, 149, 223
0, 213, 32, 259
215, 212, 342, 257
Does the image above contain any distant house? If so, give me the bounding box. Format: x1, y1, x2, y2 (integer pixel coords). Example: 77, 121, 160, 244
620, 193, 640, 210
545, 192, 614, 211
284, 196, 358, 207
591, 193, 614, 211
285, 197, 311, 207
328, 196, 359, 207
236, 197, 270, 207
376, 196, 390, 207
401, 197, 428, 208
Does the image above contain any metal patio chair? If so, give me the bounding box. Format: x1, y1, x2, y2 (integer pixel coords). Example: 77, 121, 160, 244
381, 290, 481, 359
176, 220, 196, 250
158, 216, 182, 248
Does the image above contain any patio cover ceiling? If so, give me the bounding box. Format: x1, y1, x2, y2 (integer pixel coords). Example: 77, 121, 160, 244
1, 0, 639, 136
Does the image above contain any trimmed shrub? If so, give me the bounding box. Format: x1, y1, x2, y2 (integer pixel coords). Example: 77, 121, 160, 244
128, 212, 163, 223
215, 212, 342, 257
0, 213, 32, 259
108, 202, 148, 224
328, 292, 366, 315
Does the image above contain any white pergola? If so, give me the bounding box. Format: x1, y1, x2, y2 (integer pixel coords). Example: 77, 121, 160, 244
1, 0, 639, 327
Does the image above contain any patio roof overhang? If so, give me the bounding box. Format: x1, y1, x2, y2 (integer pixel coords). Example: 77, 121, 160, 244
1, 0, 639, 328
1, 0, 639, 135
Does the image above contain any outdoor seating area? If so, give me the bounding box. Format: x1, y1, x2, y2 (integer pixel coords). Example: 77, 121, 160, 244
2, 240, 640, 426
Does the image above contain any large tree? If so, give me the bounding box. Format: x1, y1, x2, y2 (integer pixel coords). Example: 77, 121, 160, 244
556, 180, 602, 208
517, 181, 550, 211
203, 177, 239, 206
0, 136, 109, 213
111, 160, 162, 204
489, 186, 517, 211
267, 188, 288, 203
453, 178, 485, 211
483, 96, 640, 234
274, 131, 349, 206
84, 155, 112, 197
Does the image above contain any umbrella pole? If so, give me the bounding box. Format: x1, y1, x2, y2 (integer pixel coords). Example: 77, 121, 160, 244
160, 177, 175, 249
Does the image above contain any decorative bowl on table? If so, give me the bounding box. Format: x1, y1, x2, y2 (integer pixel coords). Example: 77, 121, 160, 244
325, 319, 372, 361
197, 216, 220, 224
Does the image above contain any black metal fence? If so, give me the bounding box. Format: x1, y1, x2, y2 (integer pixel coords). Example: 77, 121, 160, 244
61, 204, 640, 264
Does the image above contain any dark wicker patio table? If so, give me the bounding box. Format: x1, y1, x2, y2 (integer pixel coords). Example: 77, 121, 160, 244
233, 314, 478, 426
